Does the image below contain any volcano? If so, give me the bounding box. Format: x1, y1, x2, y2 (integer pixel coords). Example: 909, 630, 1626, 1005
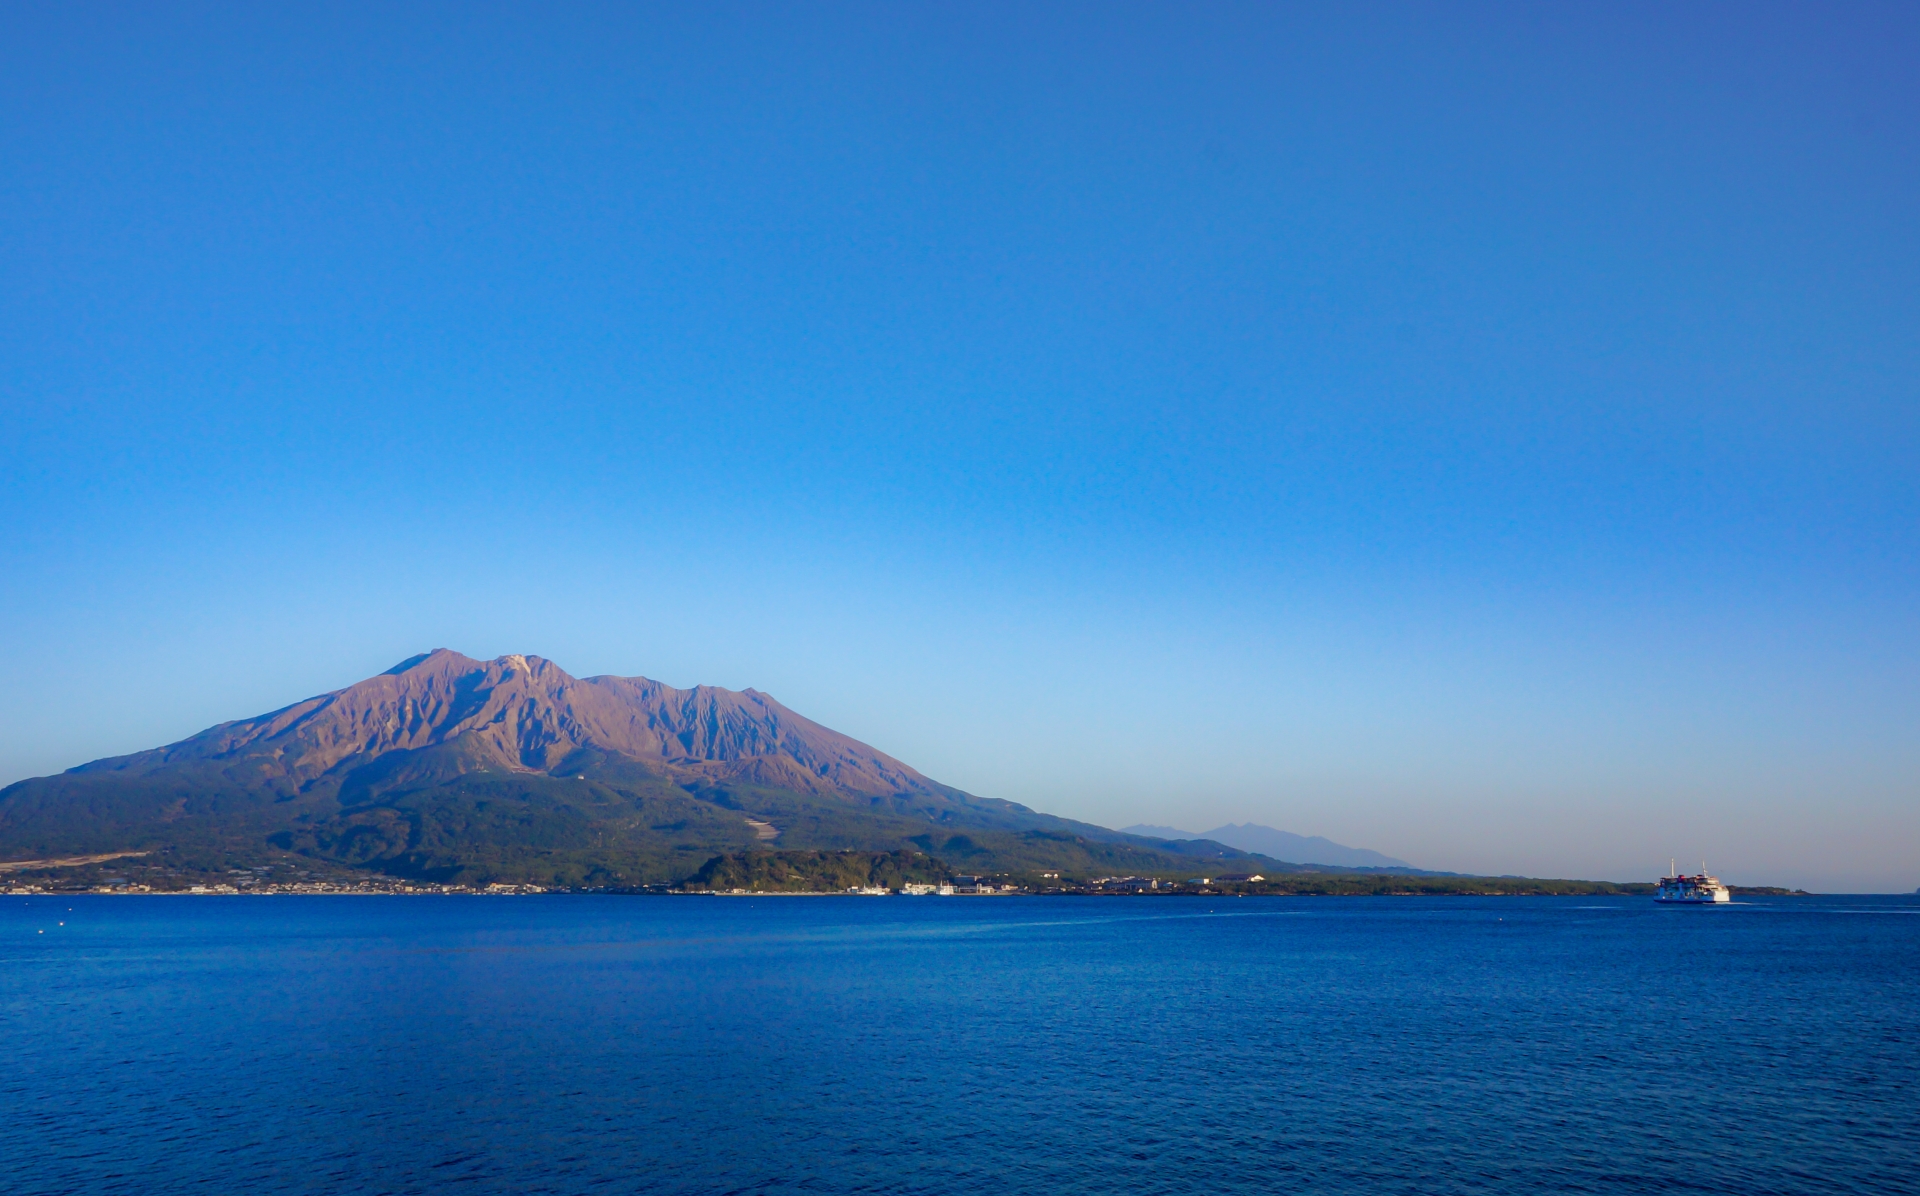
0, 650, 1276, 885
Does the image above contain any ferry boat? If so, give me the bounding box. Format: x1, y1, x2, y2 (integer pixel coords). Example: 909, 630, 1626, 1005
1656, 861, 1731, 904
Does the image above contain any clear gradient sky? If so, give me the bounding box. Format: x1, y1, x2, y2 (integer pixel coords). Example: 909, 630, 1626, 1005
2, 3, 1915, 891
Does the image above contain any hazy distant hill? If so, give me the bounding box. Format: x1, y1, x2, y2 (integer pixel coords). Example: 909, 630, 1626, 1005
0, 650, 1300, 887
1122, 823, 1412, 869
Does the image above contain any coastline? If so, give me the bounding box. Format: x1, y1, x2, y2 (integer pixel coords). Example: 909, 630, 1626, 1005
11, 883, 1816, 898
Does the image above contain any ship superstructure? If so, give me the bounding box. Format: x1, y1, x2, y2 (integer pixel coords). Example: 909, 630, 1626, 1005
1656, 861, 1731, 904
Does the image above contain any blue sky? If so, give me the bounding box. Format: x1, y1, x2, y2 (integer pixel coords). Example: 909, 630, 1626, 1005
2, 2, 1915, 890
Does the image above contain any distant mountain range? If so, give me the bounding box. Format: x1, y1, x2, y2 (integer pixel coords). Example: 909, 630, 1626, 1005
0, 650, 1373, 887
1122, 824, 1412, 870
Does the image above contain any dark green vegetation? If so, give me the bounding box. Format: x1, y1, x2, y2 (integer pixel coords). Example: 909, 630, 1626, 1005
671, 851, 1656, 896
1182, 876, 1655, 896
0, 754, 1304, 890
687, 850, 949, 892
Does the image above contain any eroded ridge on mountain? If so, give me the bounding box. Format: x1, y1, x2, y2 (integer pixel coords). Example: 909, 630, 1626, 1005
1, 651, 1302, 889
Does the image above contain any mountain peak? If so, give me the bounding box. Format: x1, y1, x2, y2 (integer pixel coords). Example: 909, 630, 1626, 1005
77, 650, 936, 801
0, 651, 1292, 886
1120, 823, 1412, 870
382, 647, 486, 676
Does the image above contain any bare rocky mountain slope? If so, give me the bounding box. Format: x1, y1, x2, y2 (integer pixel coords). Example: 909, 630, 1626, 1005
97, 649, 943, 802
0, 650, 1284, 886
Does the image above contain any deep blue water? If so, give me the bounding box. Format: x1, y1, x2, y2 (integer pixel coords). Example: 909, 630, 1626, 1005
3, 894, 1916, 1195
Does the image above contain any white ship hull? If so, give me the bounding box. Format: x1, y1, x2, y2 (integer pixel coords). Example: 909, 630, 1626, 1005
1655, 868, 1732, 904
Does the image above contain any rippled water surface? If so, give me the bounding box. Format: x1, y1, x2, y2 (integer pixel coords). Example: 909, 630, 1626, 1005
5, 894, 1916, 1195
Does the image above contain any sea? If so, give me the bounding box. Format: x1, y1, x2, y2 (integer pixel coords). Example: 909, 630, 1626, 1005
4, 893, 1916, 1195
